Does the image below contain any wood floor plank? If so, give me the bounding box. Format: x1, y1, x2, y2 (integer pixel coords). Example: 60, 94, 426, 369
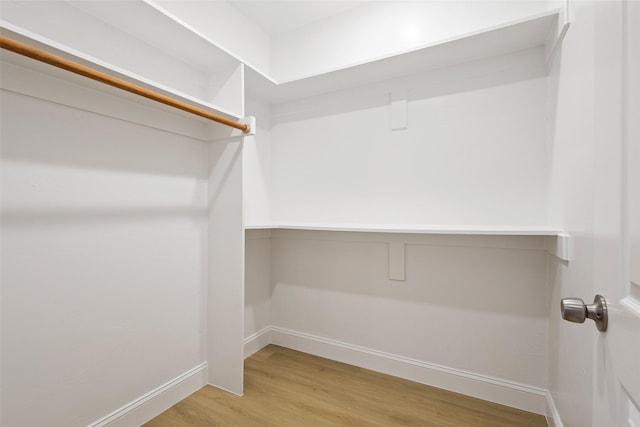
144, 345, 547, 427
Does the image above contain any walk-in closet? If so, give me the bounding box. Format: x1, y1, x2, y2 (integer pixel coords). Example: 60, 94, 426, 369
1, 1, 638, 426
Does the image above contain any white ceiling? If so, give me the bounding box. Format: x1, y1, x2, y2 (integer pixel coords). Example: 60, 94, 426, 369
226, 0, 368, 35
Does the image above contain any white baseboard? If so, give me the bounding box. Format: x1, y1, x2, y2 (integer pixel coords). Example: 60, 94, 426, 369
89, 362, 208, 427
244, 326, 272, 359
545, 391, 564, 427
269, 326, 547, 416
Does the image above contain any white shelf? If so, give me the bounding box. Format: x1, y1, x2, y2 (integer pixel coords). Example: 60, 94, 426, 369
245, 9, 564, 104
1, 2, 567, 112
0, 0, 244, 119
246, 223, 572, 260
245, 223, 564, 236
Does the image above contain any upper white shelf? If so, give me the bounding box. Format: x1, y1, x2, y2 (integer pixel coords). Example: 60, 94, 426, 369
0, 1, 244, 119
1, 2, 567, 111
245, 223, 564, 236
245, 8, 565, 104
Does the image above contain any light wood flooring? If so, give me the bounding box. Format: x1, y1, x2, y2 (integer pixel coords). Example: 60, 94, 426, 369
145, 345, 547, 427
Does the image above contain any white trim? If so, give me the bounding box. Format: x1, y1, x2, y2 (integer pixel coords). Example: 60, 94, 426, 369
269, 326, 547, 415
89, 362, 207, 427
244, 326, 272, 359
545, 391, 564, 427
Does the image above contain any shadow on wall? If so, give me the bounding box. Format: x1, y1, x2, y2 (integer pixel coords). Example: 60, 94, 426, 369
0, 89, 208, 177
1, 89, 209, 226
1, 206, 207, 228
262, 230, 549, 388
269, 231, 547, 317
207, 135, 243, 210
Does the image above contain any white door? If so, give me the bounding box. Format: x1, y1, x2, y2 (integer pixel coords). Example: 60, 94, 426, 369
593, 0, 640, 425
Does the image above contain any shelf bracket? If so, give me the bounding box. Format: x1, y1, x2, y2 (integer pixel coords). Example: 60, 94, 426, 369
545, 233, 572, 261
388, 241, 406, 281
390, 89, 408, 131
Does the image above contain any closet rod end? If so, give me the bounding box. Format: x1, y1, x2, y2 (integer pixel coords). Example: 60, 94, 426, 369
241, 116, 256, 136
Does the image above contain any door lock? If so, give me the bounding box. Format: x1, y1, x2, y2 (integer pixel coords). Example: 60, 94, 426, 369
560, 295, 608, 332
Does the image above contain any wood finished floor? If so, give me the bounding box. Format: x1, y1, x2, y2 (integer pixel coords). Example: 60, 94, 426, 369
144, 345, 547, 427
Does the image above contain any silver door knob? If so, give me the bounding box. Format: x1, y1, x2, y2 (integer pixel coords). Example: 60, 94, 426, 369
560, 295, 608, 332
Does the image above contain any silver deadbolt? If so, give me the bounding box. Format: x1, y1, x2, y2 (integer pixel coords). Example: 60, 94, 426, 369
560, 295, 608, 332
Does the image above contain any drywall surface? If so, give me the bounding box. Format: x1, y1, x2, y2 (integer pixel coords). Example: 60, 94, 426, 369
0, 88, 207, 426
545, 1, 597, 426
269, 230, 548, 391
271, 1, 554, 82
269, 48, 549, 227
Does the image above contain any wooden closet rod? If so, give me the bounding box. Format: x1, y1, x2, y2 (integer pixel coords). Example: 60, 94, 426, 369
0, 35, 250, 133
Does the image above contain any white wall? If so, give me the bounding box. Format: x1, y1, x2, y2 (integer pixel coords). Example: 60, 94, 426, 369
267, 48, 549, 227
242, 32, 556, 415
271, 1, 554, 82
1, 83, 208, 425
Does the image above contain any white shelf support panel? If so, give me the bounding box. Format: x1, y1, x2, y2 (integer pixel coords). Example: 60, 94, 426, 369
390, 89, 408, 131
544, 233, 573, 262
388, 241, 406, 281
